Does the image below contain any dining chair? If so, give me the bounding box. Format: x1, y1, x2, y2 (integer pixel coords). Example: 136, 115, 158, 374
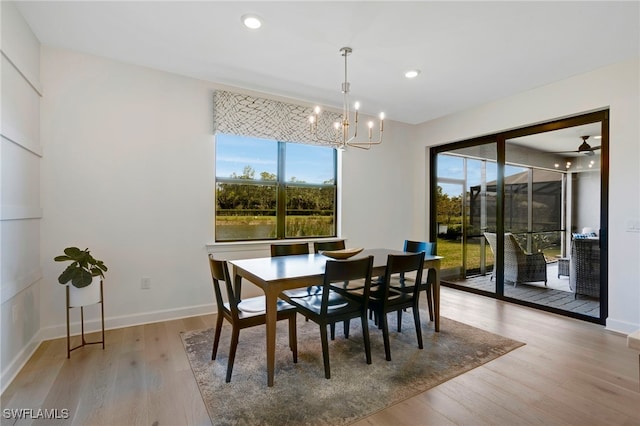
283, 256, 374, 379
208, 255, 298, 382
359, 251, 425, 361
270, 242, 310, 257
401, 240, 436, 321
313, 240, 346, 253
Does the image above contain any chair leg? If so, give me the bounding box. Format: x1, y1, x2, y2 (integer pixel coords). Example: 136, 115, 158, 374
288, 314, 298, 363
381, 313, 391, 361
330, 322, 336, 340
412, 304, 423, 349
397, 310, 402, 332
226, 326, 240, 383
319, 324, 331, 379
344, 319, 350, 338
426, 287, 434, 322
211, 314, 223, 360
360, 314, 372, 365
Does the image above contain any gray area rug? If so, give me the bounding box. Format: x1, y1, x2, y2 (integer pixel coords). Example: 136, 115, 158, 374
180, 312, 524, 425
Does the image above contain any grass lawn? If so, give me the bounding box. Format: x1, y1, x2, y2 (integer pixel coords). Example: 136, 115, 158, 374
436, 237, 560, 270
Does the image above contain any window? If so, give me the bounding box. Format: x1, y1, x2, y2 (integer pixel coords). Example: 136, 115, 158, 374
215, 133, 337, 242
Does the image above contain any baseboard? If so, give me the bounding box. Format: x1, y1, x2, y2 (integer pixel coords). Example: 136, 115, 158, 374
0, 334, 41, 395
606, 317, 640, 335
1, 303, 216, 394
37, 303, 216, 341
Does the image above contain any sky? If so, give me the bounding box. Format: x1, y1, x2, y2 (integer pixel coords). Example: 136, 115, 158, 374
215, 133, 335, 184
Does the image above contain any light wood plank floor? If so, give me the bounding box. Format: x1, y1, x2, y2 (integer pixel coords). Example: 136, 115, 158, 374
2, 287, 638, 425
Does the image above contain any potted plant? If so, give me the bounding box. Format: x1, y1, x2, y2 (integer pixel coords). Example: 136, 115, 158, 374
55, 247, 108, 306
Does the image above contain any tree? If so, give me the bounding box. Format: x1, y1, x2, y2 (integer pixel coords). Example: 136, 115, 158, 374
436, 185, 462, 225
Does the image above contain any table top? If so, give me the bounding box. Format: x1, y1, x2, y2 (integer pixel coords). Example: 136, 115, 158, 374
229, 248, 442, 283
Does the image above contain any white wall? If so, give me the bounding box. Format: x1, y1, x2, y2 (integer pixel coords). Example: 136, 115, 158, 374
0, 1, 43, 391
572, 170, 600, 233
411, 58, 640, 333
38, 47, 413, 338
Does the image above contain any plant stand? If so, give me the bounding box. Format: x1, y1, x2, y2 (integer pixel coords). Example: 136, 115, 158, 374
66, 280, 105, 358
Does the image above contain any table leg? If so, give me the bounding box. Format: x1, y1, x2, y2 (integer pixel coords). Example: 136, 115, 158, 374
264, 288, 279, 387
434, 265, 440, 332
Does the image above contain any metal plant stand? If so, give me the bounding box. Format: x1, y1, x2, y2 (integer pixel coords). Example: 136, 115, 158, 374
66, 280, 105, 358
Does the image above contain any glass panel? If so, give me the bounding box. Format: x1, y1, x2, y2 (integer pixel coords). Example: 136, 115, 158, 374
505, 123, 601, 318
215, 133, 277, 179
436, 142, 498, 294
285, 186, 335, 237
215, 182, 276, 241
285, 143, 335, 184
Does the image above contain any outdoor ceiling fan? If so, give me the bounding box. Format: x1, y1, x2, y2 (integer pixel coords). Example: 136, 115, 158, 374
554, 135, 601, 156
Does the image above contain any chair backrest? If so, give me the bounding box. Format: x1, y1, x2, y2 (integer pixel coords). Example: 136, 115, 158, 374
270, 242, 310, 257
208, 255, 239, 317
313, 240, 346, 254
320, 256, 374, 314
484, 232, 527, 281
382, 252, 425, 301
403, 240, 435, 255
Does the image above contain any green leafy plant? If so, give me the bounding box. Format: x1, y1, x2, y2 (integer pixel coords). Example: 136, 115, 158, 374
54, 247, 108, 288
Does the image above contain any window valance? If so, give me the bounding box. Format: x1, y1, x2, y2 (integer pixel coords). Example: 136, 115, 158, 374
213, 90, 341, 146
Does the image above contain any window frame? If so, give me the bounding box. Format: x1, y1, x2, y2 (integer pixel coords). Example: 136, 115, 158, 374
214, 136, 338, 242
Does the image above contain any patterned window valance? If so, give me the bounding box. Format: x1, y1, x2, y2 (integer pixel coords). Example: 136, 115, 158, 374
213, 90, 341, 146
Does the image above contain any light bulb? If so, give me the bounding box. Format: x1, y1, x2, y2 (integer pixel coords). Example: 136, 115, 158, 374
354, 101, 360, 110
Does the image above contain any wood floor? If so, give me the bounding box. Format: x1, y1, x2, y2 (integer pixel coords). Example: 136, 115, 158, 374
2, 287, 638, 426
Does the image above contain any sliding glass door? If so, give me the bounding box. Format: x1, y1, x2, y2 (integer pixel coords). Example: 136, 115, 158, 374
431, 111, 608, 324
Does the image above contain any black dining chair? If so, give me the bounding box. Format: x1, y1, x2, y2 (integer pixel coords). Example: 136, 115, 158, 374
270, 242, 310, 257
283, 256, 374, 379
208, 255, 298, 382
315, 239, 372, 340
400, 240, 436, 321
313, 240, 346, 253
353, 251, 425, 361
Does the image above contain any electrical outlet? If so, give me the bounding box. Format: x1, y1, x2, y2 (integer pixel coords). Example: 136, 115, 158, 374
141, 277, 151, 289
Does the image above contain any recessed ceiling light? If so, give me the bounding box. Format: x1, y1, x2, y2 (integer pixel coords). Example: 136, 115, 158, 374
404, 69, 421, 79
242, 14, 262, 29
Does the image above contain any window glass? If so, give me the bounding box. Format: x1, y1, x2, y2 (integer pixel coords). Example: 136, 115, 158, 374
215, 134, 277, 179
215, 134, 337, 241
285, 143, 335, 184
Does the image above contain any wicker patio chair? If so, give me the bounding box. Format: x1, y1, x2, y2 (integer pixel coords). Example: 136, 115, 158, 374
484, 232, 547, 287
569, 238, 600, 299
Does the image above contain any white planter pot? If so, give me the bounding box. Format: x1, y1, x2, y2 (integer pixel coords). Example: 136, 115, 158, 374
68, 276, 102, 307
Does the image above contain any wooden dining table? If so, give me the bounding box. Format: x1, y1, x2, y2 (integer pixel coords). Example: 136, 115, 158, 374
229, 247, 442, 386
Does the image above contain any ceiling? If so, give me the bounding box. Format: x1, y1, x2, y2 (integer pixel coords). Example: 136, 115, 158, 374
14, 1, 640, 127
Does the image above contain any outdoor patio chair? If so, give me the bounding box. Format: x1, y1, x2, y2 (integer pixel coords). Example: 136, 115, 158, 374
569, 238, 600, 299
484, 232, 547, 287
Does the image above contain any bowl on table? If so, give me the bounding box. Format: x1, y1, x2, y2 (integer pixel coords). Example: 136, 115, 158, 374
319, 247, 364, 259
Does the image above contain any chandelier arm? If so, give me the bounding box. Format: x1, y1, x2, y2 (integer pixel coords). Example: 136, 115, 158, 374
309, 46, 384, 151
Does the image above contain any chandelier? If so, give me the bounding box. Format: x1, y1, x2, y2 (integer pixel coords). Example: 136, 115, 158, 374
309, 47, 384, 150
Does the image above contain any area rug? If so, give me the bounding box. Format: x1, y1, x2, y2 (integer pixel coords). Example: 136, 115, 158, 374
180, 312, 524, 425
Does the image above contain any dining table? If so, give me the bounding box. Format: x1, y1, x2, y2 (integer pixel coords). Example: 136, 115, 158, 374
228, 247, 442, 386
